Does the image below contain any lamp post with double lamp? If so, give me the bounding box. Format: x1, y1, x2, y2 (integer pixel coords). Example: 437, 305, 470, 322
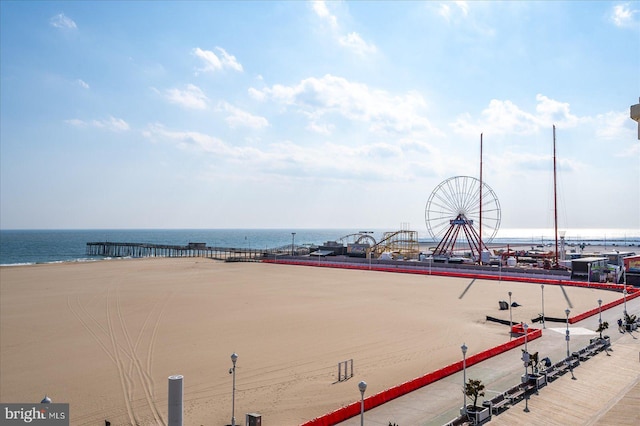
598, 299, 603, 326
508, 291, 513, 339
461, 343, 468, 414
230, 353, 238, 426
541, 285, 545, 329
565, 309, 576, 380
358, 381, 367, 426
523, 323, 529, 378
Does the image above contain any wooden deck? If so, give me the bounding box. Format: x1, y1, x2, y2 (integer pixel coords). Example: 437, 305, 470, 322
488, 337, 640, 425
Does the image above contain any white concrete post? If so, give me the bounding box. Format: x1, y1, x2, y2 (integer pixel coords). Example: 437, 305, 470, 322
168, 375, 183, 426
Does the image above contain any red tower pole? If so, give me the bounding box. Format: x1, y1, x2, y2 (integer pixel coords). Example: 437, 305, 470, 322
479, 133, 483, 264
553, 125, 559, 267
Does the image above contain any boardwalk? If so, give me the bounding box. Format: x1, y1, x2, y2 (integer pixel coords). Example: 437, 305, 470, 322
337, 294, 640, 426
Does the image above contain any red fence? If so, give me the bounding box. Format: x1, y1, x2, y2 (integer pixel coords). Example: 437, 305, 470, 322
265, 259, 639, 291
300, 328, 542, 426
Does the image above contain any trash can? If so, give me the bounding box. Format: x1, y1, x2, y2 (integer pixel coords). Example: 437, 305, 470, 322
246, 413, 261, 426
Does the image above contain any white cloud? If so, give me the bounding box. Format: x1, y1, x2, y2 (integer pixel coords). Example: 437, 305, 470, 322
192, 47, 243, 74
64, 118, 85, 127
616, 141, 640, 158
435, 1, 495, 37
438, 1, 469, 22
496, 150, 581, 173
312, 0, 338, 29
76, 79, 89, 89
142, 122, 432, 183
248, 87, 267, 101
144, 123, 231, 155
310, 1, 377, 57
451, 94, 585, 136
218, 102, 269, 129
65, 116, 130, 132
104, 117, 130, 132
306, 121, 334, 135
164, 84, 208, 109
50, 13, 77, 29
338, 32, 377, 56
250, 74, 439, 136
595, 110, 635, 140
611, 2, 639, 27
534, 94, 582, 128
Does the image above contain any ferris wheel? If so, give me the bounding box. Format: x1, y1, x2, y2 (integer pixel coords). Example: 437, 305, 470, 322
425, 176, 501, 253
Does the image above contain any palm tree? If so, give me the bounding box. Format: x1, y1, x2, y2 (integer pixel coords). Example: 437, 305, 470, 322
464, 378, 485, 409
596, 321, 609, 339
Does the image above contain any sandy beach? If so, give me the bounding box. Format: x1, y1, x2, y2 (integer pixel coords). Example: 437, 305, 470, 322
0, 257, 625, 425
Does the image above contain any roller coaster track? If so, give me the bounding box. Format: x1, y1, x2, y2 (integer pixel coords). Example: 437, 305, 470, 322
337, 230, 420, 258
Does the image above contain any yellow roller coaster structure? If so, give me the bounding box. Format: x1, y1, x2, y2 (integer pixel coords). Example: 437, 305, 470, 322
372, 230, 419, 259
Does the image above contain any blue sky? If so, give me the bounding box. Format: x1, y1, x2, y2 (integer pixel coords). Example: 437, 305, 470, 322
1, 1, 639, 236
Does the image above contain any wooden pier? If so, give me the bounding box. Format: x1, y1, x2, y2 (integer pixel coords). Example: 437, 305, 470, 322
86, 241, 269, 262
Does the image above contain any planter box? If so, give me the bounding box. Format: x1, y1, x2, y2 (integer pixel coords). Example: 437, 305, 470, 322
462, 405, 491, 424
591, 335, 610, 346
529, 373, 547, 388
625, 322, 637, 331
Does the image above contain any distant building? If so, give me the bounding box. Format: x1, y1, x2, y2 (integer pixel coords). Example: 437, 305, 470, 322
624, 255, 640, 286
318, 241, 347, 256
571, 257, 607, 281
601, 251, 636, 267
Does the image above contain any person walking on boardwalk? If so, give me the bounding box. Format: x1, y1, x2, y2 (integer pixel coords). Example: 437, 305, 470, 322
618, 318, 624, 333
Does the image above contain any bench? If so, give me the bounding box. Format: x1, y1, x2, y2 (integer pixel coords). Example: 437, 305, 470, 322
574, 343, 599, 361
544, 365, 564, 382
567, 356, 580, 369
504, 384, 526, 403
483, 393, 510, 414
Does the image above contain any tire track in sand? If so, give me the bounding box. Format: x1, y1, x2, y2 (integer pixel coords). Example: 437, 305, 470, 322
135, 292, 173, 401
115, 288, 165, 425
67, 296, 116, 365
106, 288, 137, 425
68, 288, 172, 425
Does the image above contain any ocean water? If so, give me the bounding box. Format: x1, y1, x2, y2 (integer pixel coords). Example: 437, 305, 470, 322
0, 229, 368, 266
1, 228, 638, 266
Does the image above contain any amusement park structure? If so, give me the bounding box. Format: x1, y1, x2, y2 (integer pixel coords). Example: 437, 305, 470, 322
424, 175, 501, 261
425, 135, 502, 262
337, 228, 420, 260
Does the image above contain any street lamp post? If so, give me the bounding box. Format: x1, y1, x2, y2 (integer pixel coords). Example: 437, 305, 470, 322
565, 309, 576, 380
508, 291, 513, 339
565, 309, 570, 358
461, 343, 468, 414
541, 285, 545, 329
291, 232, 296, 256
523, 323, 529, 378
598, 299, 603, 327
358, 381, 367, 426
230, 353, 238, 426
623, 289, 628, 319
